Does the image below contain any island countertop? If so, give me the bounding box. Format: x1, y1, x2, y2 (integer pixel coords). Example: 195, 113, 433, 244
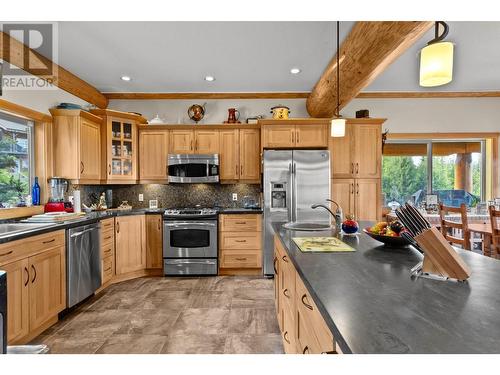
273, 222, 500, 354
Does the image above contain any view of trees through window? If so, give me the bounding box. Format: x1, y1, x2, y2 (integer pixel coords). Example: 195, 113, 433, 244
0, 113, 33, 208
382, 141, 483, 208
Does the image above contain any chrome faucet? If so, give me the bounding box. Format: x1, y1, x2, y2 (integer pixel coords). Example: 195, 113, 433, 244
311, 199, 344, 232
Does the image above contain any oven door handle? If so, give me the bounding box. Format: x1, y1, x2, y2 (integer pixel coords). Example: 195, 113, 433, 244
167, 260, 216, 265
164, 222, 216, 227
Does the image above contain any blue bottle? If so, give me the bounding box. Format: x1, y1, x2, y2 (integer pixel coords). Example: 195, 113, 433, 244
32, 177, 41, 206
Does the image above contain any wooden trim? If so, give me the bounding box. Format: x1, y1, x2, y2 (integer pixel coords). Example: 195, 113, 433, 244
138, 123, 261, 130
0, 206, 44, 220
0, 99, 51, 122
49, 108, 103, 123
90, 108, 147, 123
307, 21, 434, 117
0, 31, 107, 108
357, 91, 500, 99
104, 92, 310, 100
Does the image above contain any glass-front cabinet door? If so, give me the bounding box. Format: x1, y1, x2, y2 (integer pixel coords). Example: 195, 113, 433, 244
107, 118, 137, 181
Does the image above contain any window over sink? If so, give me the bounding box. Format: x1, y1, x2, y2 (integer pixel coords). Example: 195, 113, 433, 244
0, 111, 34, 208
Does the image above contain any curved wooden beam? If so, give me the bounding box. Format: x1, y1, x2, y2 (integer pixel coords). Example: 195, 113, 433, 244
307, 21, 434, 118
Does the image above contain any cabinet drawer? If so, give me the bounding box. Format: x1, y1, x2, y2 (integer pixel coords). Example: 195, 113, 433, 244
101, 241, 114, 259
219, 214, 262, 232
101, 228, 114, 244
220, 250, 262, 268
0, 230, 65, 266
296, 276, 335, 353
100, 218, 115, 231
102, 256, 114, 284
220, 232, 261, 249
296, 307, 323, 354
281, 303, 297, 354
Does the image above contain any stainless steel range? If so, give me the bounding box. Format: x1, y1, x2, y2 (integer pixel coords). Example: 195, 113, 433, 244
163, 208, 218, 276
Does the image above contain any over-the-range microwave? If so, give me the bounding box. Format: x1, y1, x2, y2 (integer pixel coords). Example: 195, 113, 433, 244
167, 154, 219, 183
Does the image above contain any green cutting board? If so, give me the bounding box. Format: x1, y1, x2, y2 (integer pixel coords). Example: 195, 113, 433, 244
293, 237, 355, 253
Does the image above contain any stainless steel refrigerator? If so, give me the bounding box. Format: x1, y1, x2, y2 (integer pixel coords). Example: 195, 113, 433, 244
262, 150, 331, 276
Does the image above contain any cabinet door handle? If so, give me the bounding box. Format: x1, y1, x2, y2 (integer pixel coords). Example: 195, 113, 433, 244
235, 221, 247, 225
42, 238, 55, 244
356, 162, 359, 174
80, 161, 85, 174
283, 288, 290, 298
235, 240, 247, 243
357, 183, 360, 195
273, 257, 278, 274
158, 218, 161, 230
235, 257, 247, 261
291, 132, 294, 144
283, 331, 290, 344
296, 130, 300, 144
116, 221, 120, 233
108, 164, 111, 175
236, 164, 239, 176
0, 250, 13, 257
195, 139, 199, 151
351, 163, 354, 175
190, 140, 193, 151
282, 255, 288, 263
31, 264, 37, 283
24, 267, 29, 287
301, 294, 313, 310
303, 346, 310, 354
104, 235, 112, 240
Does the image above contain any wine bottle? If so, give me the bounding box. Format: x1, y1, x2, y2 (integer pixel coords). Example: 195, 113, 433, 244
32, 176, 41, 205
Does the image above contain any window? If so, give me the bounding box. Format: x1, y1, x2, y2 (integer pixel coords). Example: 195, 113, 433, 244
0, 111, 34, 208
383, 139, 488, 208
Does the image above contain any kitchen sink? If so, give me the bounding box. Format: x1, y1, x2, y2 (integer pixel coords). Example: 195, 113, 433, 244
282, 222, 333, 231
0, 223, 53, 236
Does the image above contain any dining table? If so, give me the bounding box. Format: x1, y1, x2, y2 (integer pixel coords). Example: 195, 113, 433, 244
468, 223, 495, 257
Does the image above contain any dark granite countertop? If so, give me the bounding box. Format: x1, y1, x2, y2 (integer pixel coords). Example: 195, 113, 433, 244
273, 222, 500, 354
218, 207, 262, 214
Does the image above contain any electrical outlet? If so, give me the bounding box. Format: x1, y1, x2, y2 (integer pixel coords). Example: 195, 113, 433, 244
232, 193, 238, 201
138, 194, 144, 202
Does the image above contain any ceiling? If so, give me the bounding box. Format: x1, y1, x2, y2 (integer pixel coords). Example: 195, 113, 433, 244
42, 21, 500, 93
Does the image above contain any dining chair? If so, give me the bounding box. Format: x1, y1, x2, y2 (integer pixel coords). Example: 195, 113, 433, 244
439, 203, 471, 250
488, 205, 500, 258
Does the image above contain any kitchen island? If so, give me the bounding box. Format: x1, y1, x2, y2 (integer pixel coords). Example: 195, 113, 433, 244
273, 222, 500, 354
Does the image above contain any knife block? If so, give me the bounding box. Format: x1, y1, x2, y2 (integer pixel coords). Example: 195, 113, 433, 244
414, 227, 471, 281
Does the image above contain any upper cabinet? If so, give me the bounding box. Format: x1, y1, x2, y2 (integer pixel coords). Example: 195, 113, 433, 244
169, 129, 219, 154
90, 109, 146, 184
329, 119, 385, 179
239, 129, 260, 181
260, 119, 329, 149
50, 108, 102, 184
139, 130, 169, 183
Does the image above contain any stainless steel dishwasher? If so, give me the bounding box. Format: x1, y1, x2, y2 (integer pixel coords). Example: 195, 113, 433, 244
66, 222, 102, 308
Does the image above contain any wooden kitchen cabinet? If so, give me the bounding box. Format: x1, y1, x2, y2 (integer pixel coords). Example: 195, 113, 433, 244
100, 218, 115, 286
355, 178, 381, 222
239, 129, 261, 181
0, 230, 66, 345
194, 130, 219, 154
146, 214, 163, 269
1, 258, 29, 343
115, 215, 146, 275
260, 119, 329, 149
331, 178, 355, 215
28, 246, 66, 332
219, 130, 240, 180
330, 125, 354, 178
50, 108, 102, 184
91, 109, 146, 184
170, 130, 194, 153
139, 130, 169, 182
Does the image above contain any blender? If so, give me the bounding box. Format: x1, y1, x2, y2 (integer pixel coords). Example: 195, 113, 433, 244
44, 177, 74, 213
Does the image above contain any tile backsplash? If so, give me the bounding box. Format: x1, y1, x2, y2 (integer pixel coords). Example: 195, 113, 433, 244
68, 183, 261, 209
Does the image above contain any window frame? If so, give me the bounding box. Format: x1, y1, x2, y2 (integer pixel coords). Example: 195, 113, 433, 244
0, 110, 36, 207
384, 137, 489, 204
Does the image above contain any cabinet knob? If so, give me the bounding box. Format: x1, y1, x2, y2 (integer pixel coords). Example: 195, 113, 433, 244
301, 294, 313, 310
24, 267, 29, 287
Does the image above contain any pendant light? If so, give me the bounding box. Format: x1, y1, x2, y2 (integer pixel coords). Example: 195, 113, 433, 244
419, 21, 454, 87
331, 21, 346, 137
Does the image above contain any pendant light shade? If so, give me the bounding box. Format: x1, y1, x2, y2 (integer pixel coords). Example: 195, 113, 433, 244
419, 21, 454, 87
331, 118, 346, 137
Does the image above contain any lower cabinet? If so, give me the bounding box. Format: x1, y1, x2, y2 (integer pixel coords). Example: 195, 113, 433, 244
274, 234, 339, 354
146, 214, 163, 269
115, 215, 146, 275
331, 177, 381, 222
100, 218, 115, 285
0, 230, 66, 344
219, 214, 262, 275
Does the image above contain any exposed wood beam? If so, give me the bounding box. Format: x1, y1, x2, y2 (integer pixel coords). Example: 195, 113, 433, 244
104, 92, 310, 100
0, 98, 52, 122
0, 31, 108, 108
307, 21, 434, 117
357, 91, 500, 99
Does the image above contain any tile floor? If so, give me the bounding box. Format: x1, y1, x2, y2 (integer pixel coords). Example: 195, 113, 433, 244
31, 276, 284, 354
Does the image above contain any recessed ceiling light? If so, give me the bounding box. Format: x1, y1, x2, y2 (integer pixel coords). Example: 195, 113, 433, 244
204, 75, 215, 82
121, 76, 131, 81
290, 68, 301, 74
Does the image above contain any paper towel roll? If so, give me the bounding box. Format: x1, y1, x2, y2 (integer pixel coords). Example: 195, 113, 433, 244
73, 190, 81, 213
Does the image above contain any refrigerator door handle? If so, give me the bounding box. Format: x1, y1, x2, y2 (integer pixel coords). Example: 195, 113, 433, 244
292, 162, 297, 222
287, 162, 293, 222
